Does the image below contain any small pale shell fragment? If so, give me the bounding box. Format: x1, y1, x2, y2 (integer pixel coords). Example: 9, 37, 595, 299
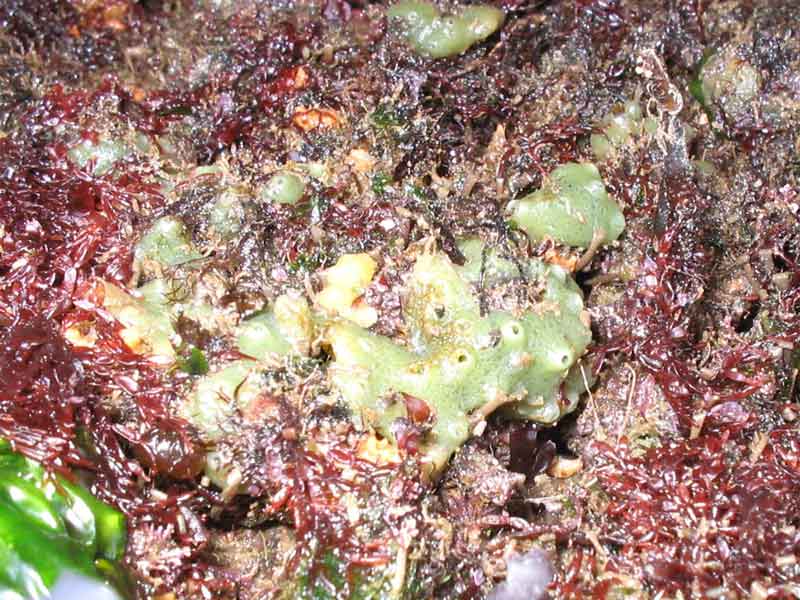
776, 555, 797, 567
293, 66, 310, 89
222, 468, 243, 502
749, 581, 769, 600
547, 456, 583, 479
292, 106, 342, 131
63, 323, 98, 348
357, 432, 401, 465
119, 327, 145, 354
347, 148, 377, 173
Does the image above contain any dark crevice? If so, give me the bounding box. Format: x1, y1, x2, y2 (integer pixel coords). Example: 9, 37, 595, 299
735, 300, 760, 334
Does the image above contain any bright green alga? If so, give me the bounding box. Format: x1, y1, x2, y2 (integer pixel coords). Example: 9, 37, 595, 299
326, 248, 591, 474
388, 1, 504, 58
508, 162, 625, 248
0, 441, 127, 599
135, 216, 203, 269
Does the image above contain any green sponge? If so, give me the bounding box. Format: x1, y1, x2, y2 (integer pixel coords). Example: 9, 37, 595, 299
135, 216, 203, 269
508, 162, 625, 248
327, 248, 591, 474
388, 1, 504, 58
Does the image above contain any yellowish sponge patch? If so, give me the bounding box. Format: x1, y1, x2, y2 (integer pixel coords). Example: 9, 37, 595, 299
99, 280, 178, 362
316, 253, 379, 328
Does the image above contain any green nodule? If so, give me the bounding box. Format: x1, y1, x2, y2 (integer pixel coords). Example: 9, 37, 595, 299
509, 162, 625, 248
135, 216, 203, 268
388, 1, 504, 58
179, 347, 210, 375
67, 138, 130, 176
590, 99, 649, 161
209, 191, 246, 239
262, 172, 306, 205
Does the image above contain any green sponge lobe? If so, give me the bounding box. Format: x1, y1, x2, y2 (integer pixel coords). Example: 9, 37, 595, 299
67, 138, 129, 176
328, 248, 591, 474
262, 172, 306, 205
509, 162, 625, 248
135, 216, 202, 268
388, 1, 504, 58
